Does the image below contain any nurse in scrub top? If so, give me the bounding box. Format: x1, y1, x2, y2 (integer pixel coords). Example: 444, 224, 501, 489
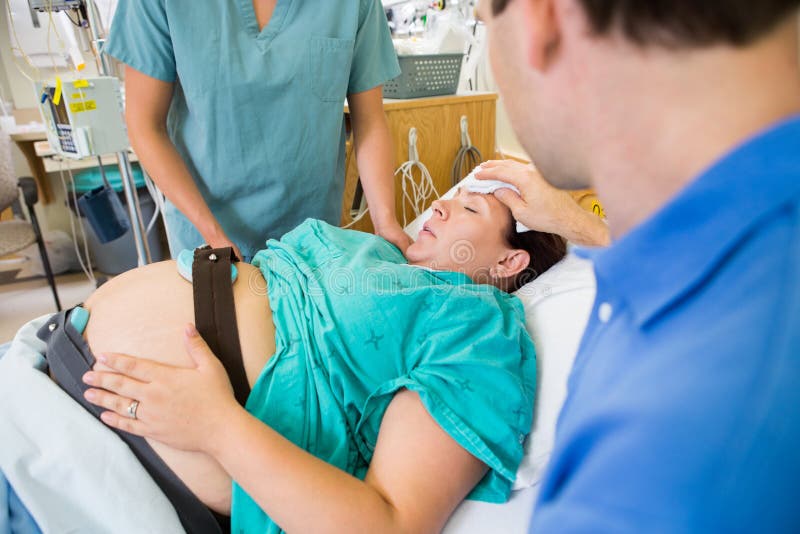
105, 0, 410, 261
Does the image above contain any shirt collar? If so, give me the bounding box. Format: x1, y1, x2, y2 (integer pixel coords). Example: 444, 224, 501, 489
587, 114, 800, 327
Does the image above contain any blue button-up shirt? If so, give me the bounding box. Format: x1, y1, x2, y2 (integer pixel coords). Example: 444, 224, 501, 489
530, 116, 800, 532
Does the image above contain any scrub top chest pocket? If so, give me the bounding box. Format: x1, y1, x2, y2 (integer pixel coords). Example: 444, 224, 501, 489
311, 36, 355, 102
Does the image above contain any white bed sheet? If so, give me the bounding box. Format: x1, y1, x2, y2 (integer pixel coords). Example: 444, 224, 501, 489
0, 315, 185, 533
444, 484, 539, 533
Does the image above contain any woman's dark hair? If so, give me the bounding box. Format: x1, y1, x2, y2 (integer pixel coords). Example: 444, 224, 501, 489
503, 216, 567, 292
491, 0, 800, 47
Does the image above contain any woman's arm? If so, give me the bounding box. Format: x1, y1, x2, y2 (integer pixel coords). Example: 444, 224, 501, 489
84, 327, 486, 533
347, 86, 413, 254
125, 66, 242, 258
211, 389, 485, 533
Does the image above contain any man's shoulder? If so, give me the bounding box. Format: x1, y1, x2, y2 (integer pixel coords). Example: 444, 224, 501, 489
641, 194, 799, 400
542, 195, 800, 531
686, 193, 799, 340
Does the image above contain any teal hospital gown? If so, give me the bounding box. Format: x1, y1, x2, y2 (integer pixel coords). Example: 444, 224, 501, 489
239, 219, 537, 532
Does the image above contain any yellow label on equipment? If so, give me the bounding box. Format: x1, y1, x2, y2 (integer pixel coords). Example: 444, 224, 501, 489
69, 100, 97, 113
73, 79, 89, 88
53, 77, 63, 106
591, 200, 606, 218
71, 93, 82, 99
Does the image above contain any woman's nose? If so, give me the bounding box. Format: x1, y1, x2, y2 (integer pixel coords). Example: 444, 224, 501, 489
431, 200, 448, 220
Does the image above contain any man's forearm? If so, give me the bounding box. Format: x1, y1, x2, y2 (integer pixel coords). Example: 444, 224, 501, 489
554, 192, 610, 246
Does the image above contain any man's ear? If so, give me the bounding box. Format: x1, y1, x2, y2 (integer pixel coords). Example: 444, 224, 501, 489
495, 248, 531, 279
521, 0, 561, 71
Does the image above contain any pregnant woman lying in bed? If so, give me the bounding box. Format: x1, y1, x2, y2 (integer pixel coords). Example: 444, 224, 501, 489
45, 188, 565, 533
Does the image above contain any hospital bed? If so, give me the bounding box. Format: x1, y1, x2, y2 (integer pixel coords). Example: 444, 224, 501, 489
0, 187, 596, 533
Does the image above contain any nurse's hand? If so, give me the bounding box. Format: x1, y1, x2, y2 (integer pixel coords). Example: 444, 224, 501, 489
82, 324, 241, 453
208, 234, 243, 262
376, 221, 413, 255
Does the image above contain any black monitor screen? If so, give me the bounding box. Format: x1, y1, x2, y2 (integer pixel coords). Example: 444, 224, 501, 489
47, 86, 70, 126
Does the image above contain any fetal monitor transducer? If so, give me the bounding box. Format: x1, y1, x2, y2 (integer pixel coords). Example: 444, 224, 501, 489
177, 249, 238, 284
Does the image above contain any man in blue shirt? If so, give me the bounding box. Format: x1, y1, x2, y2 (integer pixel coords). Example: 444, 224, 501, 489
476, 0, 800, 531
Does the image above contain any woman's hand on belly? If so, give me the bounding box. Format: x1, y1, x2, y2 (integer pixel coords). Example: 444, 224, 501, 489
83, 324, 243, 454
80, 259, 274, 514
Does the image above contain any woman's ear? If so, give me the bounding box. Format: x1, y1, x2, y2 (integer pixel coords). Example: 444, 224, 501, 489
494, 249, 531, 279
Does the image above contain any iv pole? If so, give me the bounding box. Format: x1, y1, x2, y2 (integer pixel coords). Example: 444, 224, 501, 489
82, 0, 152, 265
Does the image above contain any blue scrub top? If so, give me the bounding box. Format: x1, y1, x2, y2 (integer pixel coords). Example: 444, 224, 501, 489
530, 116, 800, 532
105, 0, 400, 258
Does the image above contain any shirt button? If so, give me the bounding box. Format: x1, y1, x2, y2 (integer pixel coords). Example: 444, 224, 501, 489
598, 302, 613, 323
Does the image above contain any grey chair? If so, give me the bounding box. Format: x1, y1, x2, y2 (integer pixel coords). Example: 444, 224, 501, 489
0, 172, 62, 311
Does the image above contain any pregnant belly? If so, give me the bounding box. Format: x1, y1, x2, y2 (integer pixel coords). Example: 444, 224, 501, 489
83, 260, 275, 514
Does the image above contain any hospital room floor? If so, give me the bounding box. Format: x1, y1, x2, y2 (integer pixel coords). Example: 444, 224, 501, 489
0, 273, 102, 342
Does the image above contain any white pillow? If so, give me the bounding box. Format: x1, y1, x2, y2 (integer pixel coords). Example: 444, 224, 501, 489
511, 254, 595, 488
403, 185, 596, 490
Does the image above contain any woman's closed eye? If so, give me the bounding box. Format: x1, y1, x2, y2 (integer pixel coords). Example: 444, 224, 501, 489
456, 189, 489, 214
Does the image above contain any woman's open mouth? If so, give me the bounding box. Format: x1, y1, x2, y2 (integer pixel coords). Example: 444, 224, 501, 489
419, 224, 436, 238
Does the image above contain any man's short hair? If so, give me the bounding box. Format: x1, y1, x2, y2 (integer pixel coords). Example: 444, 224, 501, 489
490, 0, 800, 47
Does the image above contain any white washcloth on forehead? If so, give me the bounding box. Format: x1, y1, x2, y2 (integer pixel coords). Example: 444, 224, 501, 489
458, 167, 531, 233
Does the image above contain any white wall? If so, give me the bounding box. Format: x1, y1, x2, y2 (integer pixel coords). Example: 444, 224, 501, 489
1, 1, 117, 109
0, 0, 37, 182
1, 1, 44, 110
0, 3, 104, 236
0, 48, 13, 108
